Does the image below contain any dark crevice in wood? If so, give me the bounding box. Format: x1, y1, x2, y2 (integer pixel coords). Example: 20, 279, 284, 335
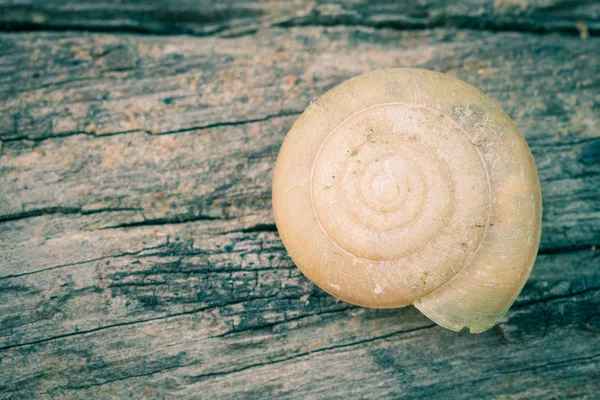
274, 18, 596, 37
530, 136, 600, 148
3, 282, 595, 356
0, 16, 596, 38
0, 256, 111, 282
62, 323, 437, 391
0, 111, 301, 145
0, 307, 221, 352
0, 21, 227, 37
492, 324, 510, 345
0, 226, 282, 280
0, 244, 169, 281
0, 312, 200, 352
58, 363, 194, 393
99, 219, 279, 234
497, 352, 600, 375
0, 129, 146, 144
212, 307, 355, 339
145, 111, 302, 137
98, 214, 221, 230
225, 223, 278, 235
0, 206, 142, 225
0, 294, 310, 351
3, 76, 106, 96
440, 352, 600, 393
189, 323, 438, 382
121, 265, 294, 277
513, 286, 600, 309
537, 243, 599, 255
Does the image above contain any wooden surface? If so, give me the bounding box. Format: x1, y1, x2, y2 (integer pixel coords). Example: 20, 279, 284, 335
1, 1, 599, 399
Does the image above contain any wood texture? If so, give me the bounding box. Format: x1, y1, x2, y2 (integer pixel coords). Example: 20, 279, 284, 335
1, 0, 599, 36
1, 3, 599, 399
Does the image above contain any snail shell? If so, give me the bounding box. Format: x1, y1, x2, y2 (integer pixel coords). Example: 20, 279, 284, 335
272, 68, 541, 333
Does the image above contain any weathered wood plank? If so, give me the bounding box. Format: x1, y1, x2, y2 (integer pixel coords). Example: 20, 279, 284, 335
0, 0, 598, 36
0, 247, 598, 398
0, 24, 599, 400
1, 28, 598, 252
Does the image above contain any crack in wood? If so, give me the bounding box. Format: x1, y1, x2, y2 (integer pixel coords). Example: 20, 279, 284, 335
513, 286, 600, 309
537, 243, 600, 255
0, 111, 302, 145
0, 243, 169, 281
497, 352, 600, 375
2, 283, 597, 355
1, 7, 596, 39
61, 323, 436, 391
0, 293, 323, 351
98, 214, 222, 230
0, 206, 142, 224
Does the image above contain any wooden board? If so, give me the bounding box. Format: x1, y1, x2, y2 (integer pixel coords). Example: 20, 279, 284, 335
0, 1, 599, 399
1, 0, 599, 35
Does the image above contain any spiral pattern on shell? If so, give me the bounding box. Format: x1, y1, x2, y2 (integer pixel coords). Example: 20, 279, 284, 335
272, 69, 542, 333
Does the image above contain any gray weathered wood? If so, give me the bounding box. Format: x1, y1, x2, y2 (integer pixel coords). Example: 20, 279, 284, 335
0, 7, 599, 400
0, 0, 599, 36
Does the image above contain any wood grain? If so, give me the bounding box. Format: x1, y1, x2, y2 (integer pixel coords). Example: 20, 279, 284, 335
0, 0, 598, 36
0, 6, 599, 400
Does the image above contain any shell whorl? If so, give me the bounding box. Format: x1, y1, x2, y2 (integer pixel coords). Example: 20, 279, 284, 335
272, 69, 542, 333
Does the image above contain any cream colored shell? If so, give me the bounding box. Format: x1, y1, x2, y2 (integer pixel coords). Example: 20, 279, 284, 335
272, 68, 542, 333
